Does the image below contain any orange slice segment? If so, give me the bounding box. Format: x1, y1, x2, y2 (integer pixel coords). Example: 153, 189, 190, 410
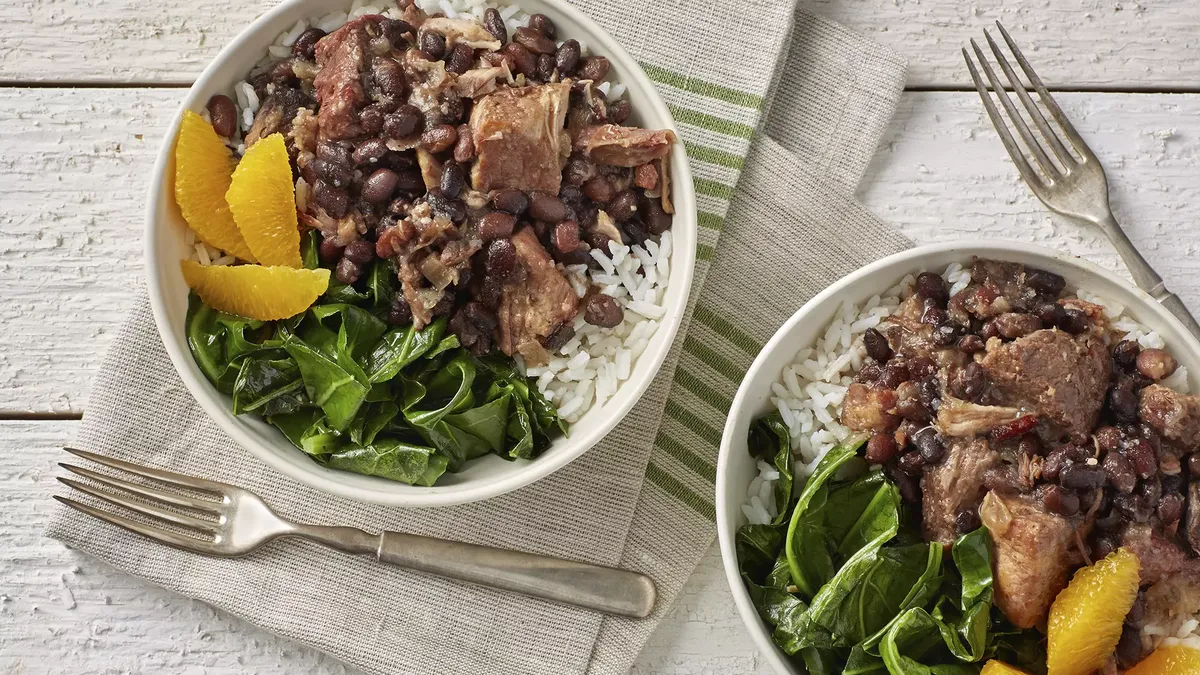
226, 133, 301, 268
1125, 643, 1200, 675
181, 260, 329, 321
174, 110, 256, 262
1047, 547, 1141, 675
981, 661, 1032, 675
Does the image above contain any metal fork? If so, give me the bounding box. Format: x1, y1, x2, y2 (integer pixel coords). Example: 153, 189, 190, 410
54, 447, 657, 618
963, 22, 1200, 341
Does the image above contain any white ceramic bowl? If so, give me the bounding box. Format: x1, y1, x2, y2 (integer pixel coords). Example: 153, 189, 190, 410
145, 0, 696, 507
714, 241, 1200, 674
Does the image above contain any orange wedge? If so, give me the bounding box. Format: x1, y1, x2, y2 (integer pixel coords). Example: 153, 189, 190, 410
1047, 547, 1141, 675
1125, 642, 1200, 675
181, 260, 329, 320
226, 133, 301, 268
174, 110, 256, 262
981, 661, 1032, 675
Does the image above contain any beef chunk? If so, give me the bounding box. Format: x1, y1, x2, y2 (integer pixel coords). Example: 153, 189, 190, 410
1121, 523, 1194, 585
922, 437, 998, 547
572, 124, 676, 167
497, 226, 579, 364
982, 491, 1089, 629
980, 329, 1110, 440
840, 383, 900, 433
469, 82, 571, 194
935, 396, 1022, 437
313, 17, 372, 141
1139, 384, 1200, 447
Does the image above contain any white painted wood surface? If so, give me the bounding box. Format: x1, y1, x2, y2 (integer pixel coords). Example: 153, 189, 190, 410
4, 1, 1200, 673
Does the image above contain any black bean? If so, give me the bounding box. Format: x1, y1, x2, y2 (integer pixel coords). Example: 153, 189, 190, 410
607, 98, 632, 125
583, 294, 624, 328
451, 125, 474, 164
1059, 463, 1107, 490
315, 140, 352, 166
318, 237, 343, 265
581, 176, 615, 204
908, 356, 937, 380
1095, 426, 1123, 454
477, 212, 515, 241
957, 334, 985, 353
353, 138, 390, 165
579, 55, 610, 81
536, 53, 555, 81
1109, 386, 1138, 423
513, 26, 556, 55
555, 39, 581, 74
419, 31, 446, 59
921, 302, 949, 328
373, 58, 407, 97
387, 295, 413, 326
292, 27, 326, 60
1042, 446, 1072, 482
312, 180, 350, 218
362, 168, 400, 204
1060, 307, 1090, 334
312, 158, 353, 188
446, 43, 474, 74
490, 189, 527, 216
1103, 450, 1137, 494
440, 162, 465, 198
268, 58, 297, 86
913, 428, 946, 464
528, 191, 568, 222
394, 169, 425, 193
544, 323, 575, 352
895, 383, 929, 422
891, 466, 922, 503
528, 13, 556, 39
384, 105, 423, 139
955, 362, 987, 402
1025, 268, 1066, 296
607, 190, 639, 221
379, 18, 412, 46
915, 272, 949, 305
863, 327, 892, 363
1113, 339, 1140, 371
898, 451, 925, 477
994, 312, 1043, 339
206, 95, 237, 138
343, 239, 376, 266
335, 257, 362, 284
1158, 492, 1184, 524
1035, 301, 1067, 328
419, 124, 457, 153
1040, 484, 1081, 516
857, 362, 885, 386
639, 195, 673, 235
916, 376, 941, 413
865, 432, 898, 465
1127, 438, 1157, 479
980, 320, 1001, 341
1136, 348, 1178, 380
1018, 435, 1043, 457
1190, 453, 1200, 475
426, 191, 465, 222
482, 7, 507, 42
880, 360, 909, 389
485, 238, 517, 280
1163, 473, 1184, 495
502, 42, 536, 76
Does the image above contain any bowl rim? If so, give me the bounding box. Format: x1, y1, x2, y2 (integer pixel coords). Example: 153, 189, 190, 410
714, 239, 1200, 674
143, 0, 697, 507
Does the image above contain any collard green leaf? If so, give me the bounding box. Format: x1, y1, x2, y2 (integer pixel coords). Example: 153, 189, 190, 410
843, 646, 887, 675
324, 439, 449, 486
284, 337, 369, 431
186, 293, 275, 392
366, 258, 396, 309
836, 480, 901, 558
348, 401, 400, 446
787, 485, 836, 599
800, 647, 847, 675
406, 352, 476, 428
232, 357, 306, 416
822, 469, 888, 546
269, 408, 324, 449
802, 543, 929, 647
301, 230, 320, 270
365, 318, 449, 383
784, 438, 865, 596
749, 412, 794, 521
419, 419, 493, 470
736, 522, 788, 584
879, 608, 980, 675
444, 393, 510, 453
860, 542, 946, 654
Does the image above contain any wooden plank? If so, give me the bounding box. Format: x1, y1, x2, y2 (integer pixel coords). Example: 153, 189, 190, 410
5, 88, 1199, 413
4, 1, 1200, 88
0, 421, 767, 674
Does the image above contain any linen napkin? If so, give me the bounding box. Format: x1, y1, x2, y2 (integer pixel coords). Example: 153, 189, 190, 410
47, 2, 909, 674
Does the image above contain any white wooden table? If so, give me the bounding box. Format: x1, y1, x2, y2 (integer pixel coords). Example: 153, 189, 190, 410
4, 1, 1200, 672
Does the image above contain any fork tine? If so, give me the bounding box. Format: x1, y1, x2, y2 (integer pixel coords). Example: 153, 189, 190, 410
54, 495, 220, 553
994, 21, 1095, 161
60, 463, 223, 515
64, 447, 225, 495
982, 28, 1075, 168
58, 477, 219, 533
963, 47, 1047, 189
969, 38, 1058, 180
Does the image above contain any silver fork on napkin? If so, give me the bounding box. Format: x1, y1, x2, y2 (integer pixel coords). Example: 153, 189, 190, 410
54, 447, 657, 618
963, 22, 1200, 341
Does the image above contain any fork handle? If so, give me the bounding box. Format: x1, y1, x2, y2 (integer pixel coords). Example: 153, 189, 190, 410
372, 531, 657, 618
1095, 213, 1200, 341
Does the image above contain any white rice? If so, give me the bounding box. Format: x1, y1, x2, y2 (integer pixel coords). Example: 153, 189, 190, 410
184, 0, 668, 428
740, 263, 1193, 527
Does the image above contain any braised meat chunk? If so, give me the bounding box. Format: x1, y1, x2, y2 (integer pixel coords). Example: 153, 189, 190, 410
1139, 383, 1200, 447
980, 329, 1110, 440
922, 437, 998, 547
497, 227, 579, 364
983, 491, 1089, 629
840, 383, 899, 433
573, 124, 676, 167
1121, 523, 1197, 585
313, 17, 371, 141
469, 82, 571, 193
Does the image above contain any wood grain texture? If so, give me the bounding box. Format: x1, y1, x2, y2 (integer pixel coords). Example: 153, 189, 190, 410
0, 422, 770, 675
4, 0, 1200, 88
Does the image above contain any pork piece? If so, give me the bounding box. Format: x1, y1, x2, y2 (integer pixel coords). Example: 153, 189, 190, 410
420, 17, 502, 50
313, 17, 371, 140
1121, 523, 1196, 585
922, 437, 998, 547
980, 329, 1110, 440
469, 82, 571, 193
936, 396, 1022, 437
1139, 384, 1200, 447
573, 124, 676, 167
1142, 568, 1200, 650
497, 226, 579, 364
982, 491, 1088, 629
453, 66, 506, 99
245, 87, 314, 149
840, 384, 900, 433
